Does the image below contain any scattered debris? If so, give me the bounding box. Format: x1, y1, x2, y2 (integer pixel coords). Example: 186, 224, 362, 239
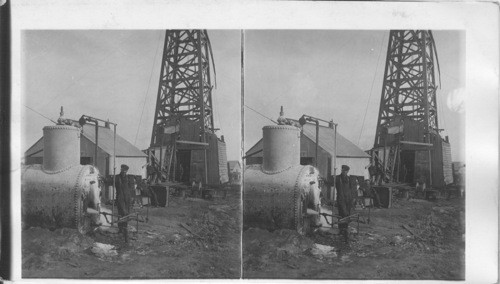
179, 222, 203, 239
310, 244, 338, 259
402, 224, 423, 241
244, 197, 465, 280
23, 192, 242, 279
91, 243, 118, 258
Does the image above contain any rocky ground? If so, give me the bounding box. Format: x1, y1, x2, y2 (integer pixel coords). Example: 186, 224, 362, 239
22, 186, 465, 280
22, 187, 241, 279
243, 195, 465, 280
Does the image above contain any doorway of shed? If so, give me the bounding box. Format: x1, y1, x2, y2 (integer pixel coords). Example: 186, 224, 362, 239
177, 150, 191, 183
400, 150, 416, 184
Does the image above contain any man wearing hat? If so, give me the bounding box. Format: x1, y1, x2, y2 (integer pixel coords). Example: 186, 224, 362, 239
115, 164, 133, 244
336, 165, 355, 242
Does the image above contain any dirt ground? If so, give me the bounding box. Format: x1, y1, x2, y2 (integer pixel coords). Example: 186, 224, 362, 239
22, 187, 241, 279
243, 195, 465, 280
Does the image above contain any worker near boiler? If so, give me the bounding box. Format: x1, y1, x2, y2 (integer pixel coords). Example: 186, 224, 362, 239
336, 165, 354, 242
115, 164, 133, 244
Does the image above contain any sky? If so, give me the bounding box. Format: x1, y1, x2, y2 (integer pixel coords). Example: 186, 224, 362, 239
243, 30, 465, 162
22, 30, 465, 163
21, 30, 242, 161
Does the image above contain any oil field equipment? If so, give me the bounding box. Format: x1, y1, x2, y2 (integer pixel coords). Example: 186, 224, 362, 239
148, 30, 228, 187
22, 122, 102, 234
244, 122, 322, 234
372, 30, 452, 188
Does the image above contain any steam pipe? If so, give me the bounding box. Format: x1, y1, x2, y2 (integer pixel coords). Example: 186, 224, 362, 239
315, 120, 319, 167
95, 124, 98, 167
78, 114, 118, 225
112, 123, 116, 225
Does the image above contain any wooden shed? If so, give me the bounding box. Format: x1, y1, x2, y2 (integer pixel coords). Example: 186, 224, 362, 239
372, 116, 453, 188
148, 118, 229, 187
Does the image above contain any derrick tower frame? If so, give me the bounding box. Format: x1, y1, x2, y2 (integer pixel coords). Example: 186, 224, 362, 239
150, 30, 215, 147
371, 30, 451, 187
374, 30, 439, 147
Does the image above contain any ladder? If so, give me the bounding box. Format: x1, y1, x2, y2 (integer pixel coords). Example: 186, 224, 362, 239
372, 144, 400, 183
149, 143, 176, 183
164, 142, 176, 181
386, 144, 400, 182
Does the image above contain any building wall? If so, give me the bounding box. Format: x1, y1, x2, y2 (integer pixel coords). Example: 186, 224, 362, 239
217, 140, 229, 184
430, 135, 453, 187
442, 141, 453, 184
206, 134, 229, 185
246, 157, 262, 165
25, 157, 43, 165
80, 136, 109, 176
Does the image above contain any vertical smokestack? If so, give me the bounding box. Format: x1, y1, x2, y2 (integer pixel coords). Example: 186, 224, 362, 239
262, 125, 300, 173
43, 125, 81, 172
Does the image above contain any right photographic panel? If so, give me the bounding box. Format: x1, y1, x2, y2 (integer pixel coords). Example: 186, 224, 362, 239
242, 30, 465, 280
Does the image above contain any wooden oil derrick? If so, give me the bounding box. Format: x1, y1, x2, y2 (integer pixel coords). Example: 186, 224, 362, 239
149, 30, 216, 183
372, 30, 451, 187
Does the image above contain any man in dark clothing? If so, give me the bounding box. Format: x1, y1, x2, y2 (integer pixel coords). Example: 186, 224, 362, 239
336, 165, 354, 242
368, 163, 377, 184
115, 164, 133, 244
146, 162, 158, 184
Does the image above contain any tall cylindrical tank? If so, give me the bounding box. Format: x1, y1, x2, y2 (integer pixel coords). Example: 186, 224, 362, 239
262, 125, 300, 173
43, 125, 80, 172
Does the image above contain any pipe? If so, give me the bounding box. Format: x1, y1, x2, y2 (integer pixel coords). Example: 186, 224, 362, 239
112, 123, 116, 225
95, 123, 99, 167
315, 120, 319, 168
333, 123, 337, 200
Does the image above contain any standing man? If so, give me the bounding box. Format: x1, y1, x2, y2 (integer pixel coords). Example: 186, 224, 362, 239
146, 160, 158, 184
336, 165, 354, 242
115, 164, 133, 244
368, 161, 377, 184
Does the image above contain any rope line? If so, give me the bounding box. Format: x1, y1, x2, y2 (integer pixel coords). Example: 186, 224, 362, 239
358, 32, 386, 146
244, 104, 277, 124
134, 31, 163, 146
23, 104, 57, 124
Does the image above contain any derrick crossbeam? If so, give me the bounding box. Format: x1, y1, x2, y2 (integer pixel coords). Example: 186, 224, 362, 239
151, 30, 215, 147
374, 30, 439, 149
373, 30, 440, 182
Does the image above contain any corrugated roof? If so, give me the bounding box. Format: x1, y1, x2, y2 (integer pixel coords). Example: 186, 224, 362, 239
25, 125, 146, 158
245, 123, 369, 159
301, 123, 369, 158
82, 124, 146, 157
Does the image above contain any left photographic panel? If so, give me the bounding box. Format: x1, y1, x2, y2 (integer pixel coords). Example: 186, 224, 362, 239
21, 30, 242, 279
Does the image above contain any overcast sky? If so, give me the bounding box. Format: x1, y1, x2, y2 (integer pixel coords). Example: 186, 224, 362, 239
22, 30, 465, 163
22, 30, 242, 160
244, 30, 465, 162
